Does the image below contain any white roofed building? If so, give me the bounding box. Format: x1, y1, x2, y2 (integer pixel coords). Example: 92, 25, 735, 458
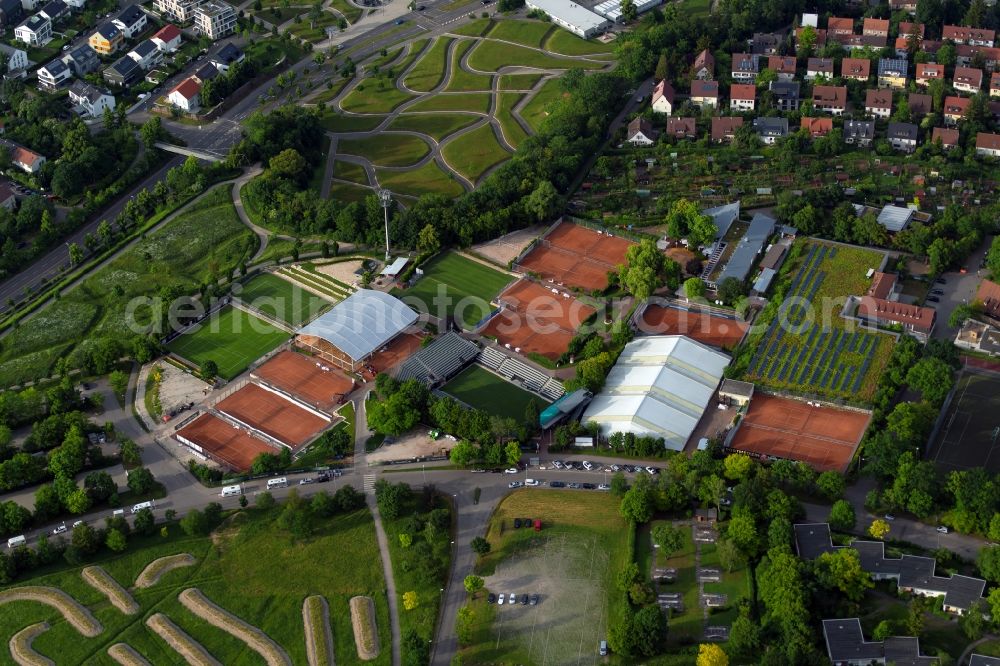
582, 336, 730, 450
524, 0, 609, 38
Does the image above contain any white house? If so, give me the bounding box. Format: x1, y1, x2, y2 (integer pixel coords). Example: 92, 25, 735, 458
127, 39, 162, 70
36, 57, 71, 89
626, 117, 658, 145
193, 0, 237, 40
112, 3, 147, 40
150, 23, 181, 52
14, 14, 51, 46
67, 80, 115, 118
0, 44, 28, 73
977, 132, 1000, 157
650, 79, 674, 115
11, 145, 45, 173
168, 76, 201, 113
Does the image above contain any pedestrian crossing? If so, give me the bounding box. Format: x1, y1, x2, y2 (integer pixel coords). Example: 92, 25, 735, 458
363, 474, 377, 494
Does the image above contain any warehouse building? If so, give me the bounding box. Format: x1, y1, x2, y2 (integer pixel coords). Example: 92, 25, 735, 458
524, 0, 609, 38
594, 0, 662, 22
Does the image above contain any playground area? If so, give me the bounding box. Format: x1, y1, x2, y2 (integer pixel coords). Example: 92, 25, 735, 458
638, 304, 748, 349
516, 222, 633, 292
215, 383, 330, 449
930, 371, 1000, 473
728, 394, 870, 472
252, 350, 354, 413
175, 413, 279, 471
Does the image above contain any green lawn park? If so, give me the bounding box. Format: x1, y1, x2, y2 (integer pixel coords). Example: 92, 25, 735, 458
520, 78, 567, 132
498, 72, 544, 90
339, 134, 430, 167
340, 82, 415, 115
542, 28, 616, 57
441, 123, 511, 182
166, 306, 290, 379
388, 113, 479, 141
449, 18, 491, 37
441, 364, 549, 420
466, 40, 606, 72
333, 161, 370, 185
405, 92, 491, 113
0, 507, 391, 666
485, 19, 553, 48
402, 36, 453, 92
496, 94, 528, 148
445, 41, 492, 91
237, 273, 330, 326
391, 251, 511, 328
375, 162, 465, 199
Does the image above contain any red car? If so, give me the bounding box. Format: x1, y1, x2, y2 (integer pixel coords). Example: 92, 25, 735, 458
534, 519, 541, 532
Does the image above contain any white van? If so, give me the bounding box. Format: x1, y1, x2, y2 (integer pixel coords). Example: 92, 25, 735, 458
266, 477, 288, 490
112, 509, 125, 517
220, 484, 243, 497
131, 501, 153, 514
525, 479, 539, 487
6, 535, 25, 549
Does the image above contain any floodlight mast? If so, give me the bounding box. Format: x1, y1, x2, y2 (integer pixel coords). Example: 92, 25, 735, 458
378, 188, 392, 262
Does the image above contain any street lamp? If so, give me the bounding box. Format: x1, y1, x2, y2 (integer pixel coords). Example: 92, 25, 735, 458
377, 188, 392, 262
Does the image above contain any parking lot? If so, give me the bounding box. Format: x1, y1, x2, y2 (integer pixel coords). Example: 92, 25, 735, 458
484, 532, 610, 665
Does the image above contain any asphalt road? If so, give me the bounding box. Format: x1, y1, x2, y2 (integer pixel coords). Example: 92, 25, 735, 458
931, 234, 994, 341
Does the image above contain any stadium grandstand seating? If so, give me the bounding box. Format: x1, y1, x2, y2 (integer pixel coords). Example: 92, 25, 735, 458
393, 332, 480, 384
477, 347, 565, 401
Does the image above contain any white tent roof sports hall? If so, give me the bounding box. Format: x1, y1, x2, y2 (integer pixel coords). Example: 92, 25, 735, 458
296, 289, 417, 362
582, 336, 730, 450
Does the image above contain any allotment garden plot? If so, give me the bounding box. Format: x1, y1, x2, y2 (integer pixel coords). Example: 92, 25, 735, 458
745, 241, 893, 402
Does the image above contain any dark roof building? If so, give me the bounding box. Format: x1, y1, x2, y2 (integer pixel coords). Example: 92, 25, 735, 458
0, 0, 24, 28
716, 213, 775, 284
62, 44, 99, 76
102, 55, 141, 87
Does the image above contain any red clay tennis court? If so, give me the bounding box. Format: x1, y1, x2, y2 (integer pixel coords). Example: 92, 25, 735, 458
175, 413, 277, 471
370, 332, 424, 373
215, 383, 329, 449
253, 351, 354, 413
728, 394, 871, 472
639, 305, 749, 348
481, 279, 595, 361
518, 222, 633, 291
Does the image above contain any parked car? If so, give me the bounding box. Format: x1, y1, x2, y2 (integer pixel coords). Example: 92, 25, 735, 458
504, 467, 518, 474
582, 483, 596, 489
498, 593, 505, 604
884, 514, 895, 521
597, 483, 611, 491
930, 289, 944, 295
645, 466, 658, 475
936, 526, 949, 533
936, 277, 946, 284
610, 464, 620, 472
927, 296, 940, 303
52, 524, 67, 535
582, 460, 593, 471
529, 593, 539, 605
550, 481, 566, 488
521, 594, 529, 605
299, 478, 315, 485
72, 520, 84, 528
508, 593, 517, 605
552, 460, 563, 469
316, 474, 331, 483
514, 518, 522, 528
488, 593, 497, 604
508, 481, 523, 489
568, 482, 581, 489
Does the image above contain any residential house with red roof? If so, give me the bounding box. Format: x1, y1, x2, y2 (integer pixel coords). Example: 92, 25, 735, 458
813, 85, 847, 115
800, 117, 833, 138
168, 76, 201, 113
915, 63, 944, 86
692, 48, 714, 80
908, 93, 932, 117
731, 53, 758, 81
977, 280, 1000, 321
665, 117, 696, 140
651, 80, 675, 115
841, 57, 870, 81
857, 297, 936, 341
711, 117, 743, 143
932, 127, 959, 149
767, 55, 796, 81
806, 57, 833, 80
953, 66, 983, 93
151, 23, 181, 52
944, 96, 970, 124
689, 80, 719, 109
977, 132, 1000, 157
991, 72, 1000, 97
11, 145, 45, 173
865, 89, 893, 118
729, 83, 756, 111
863, 18, 889, 37
942, 25, 995, 46
828, 16, 854, 37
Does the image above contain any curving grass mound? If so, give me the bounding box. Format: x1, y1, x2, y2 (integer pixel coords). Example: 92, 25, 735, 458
339, 134, 431, 168
403, 37, 453, 92
303, 595, 334, 666
405, 93, 491, 114
340, 83, 415, 115
389, 113, 480, 141
543, 28, 616, 57
82, 566, 139, 615
496, 93, 529, 149
0, 587, 102, 637
179, 588, 292, 666
333, 160, 370, 185
441, 123, 512, 183
486, 19, 553, 48
376, 161, 465, 198
146, 613, 221, 666
107, 643, 152, 666
133, 553, 197, 589
445, 41, 493, 92
467, 40, 605, 72
349, 596, 379, 661
10, 622, 52, 666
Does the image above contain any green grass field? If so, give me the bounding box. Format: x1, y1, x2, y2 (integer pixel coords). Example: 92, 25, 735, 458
333, 161, 370, 185
330, 181, 374, 202
441, 364, 548, 420
441, 123, 511, 183
496, 94, 528, 149
520, 78, 567, 132
392, 251, 510, 328
636, 521, 701, 646
745, 240, 894, 402
388, 113, 479, 141
309, 77, 351, 104
287, 10, 341, 42
367, 46, 403, 70
498, 72, 544, 90
339, 134, 430, 167
340, 81, 415, 114
542, 29, 616, 56
486, 19, 553, 48
467, 40, 605, 72
462, 491, 629, 664
0, 507, 391, 666
237, 273, 329, 326
375, 162, 465, 198
449, 18, 492, 37
329, 0, 362, 22
403, 36, 452, 92
445, 41, 493, 91
167, 306, 290, 379
405, 93, 491, 113
318, 109, 385, 132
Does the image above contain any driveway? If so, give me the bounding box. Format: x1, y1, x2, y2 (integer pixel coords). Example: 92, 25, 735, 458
932, 234, 994, 341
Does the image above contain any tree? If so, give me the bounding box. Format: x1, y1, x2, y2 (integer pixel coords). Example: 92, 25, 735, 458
449, 441, 477, 467
873, 620, 894, 641
978, 546, 1000, 583
986, 236, 1000, 278
961, 600, 987, 639
816, 548, 873, 601
470, 536, 490, 555
716, 536, 743, 572
127, 467, 155, 495
463, 574, 484, 597
180, 508, 210, 536
610, 472, 628, 497
504, 441, 521, 466
729, 606, 760, 656
373, 480, 410, 521
620, 0, 637, 22
269, 148, 308, 183
416, 223, 440, 254
617, 239, 678, 301
68, 243, 84, 266
72, 523, 100, 556
651, 523, 685, 559
65, 488, 92, 515
402, 590, 418, 610
828, 499, 856, 531
868, 518, 890, 540
906, 357, 953, 405
619, 481, 654, 523
109, 370, 129, 399
134, 507, 155, 536
906, 599, 924, 637
684, 277, 705, 301
256, 492, 275, 509
717, 277, 745, 305
699, 474, 726, 512
201, 360, 218, 382
815, 471, 846, 500
106, 528, 127, 552
524, 180, 559, 221
655, 52, 668, 81
697, 643, 729, 666
34, 484, 61, 521
727, 514, 758, 556
723, 453, 752, 481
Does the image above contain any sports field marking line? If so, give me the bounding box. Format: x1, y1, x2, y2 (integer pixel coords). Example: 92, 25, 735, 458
934, 374, 974, 463
741, 421, 853, 446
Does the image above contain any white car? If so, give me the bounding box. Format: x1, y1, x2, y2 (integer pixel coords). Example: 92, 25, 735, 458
504, 468, 518, 474
72, 520, 84, 528
51, 524, 67, 535
508, 592, 516, 604
582, 460, 593, 471
508, 481, 523, 489
597, 483, 611, 491
936, 526, 949, 534
884, 514, 895, 521
498, 593, 505, 605
645, 466, 658, 475
525, 479, 539, 487
552, 461, 563, 469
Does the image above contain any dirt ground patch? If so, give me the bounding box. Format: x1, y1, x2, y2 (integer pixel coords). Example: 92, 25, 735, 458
366, 429, 454, 463
314, 260, 365, 286
483, 533, 609, 666
470, 225, 546, 266
159, 362, 211, 415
